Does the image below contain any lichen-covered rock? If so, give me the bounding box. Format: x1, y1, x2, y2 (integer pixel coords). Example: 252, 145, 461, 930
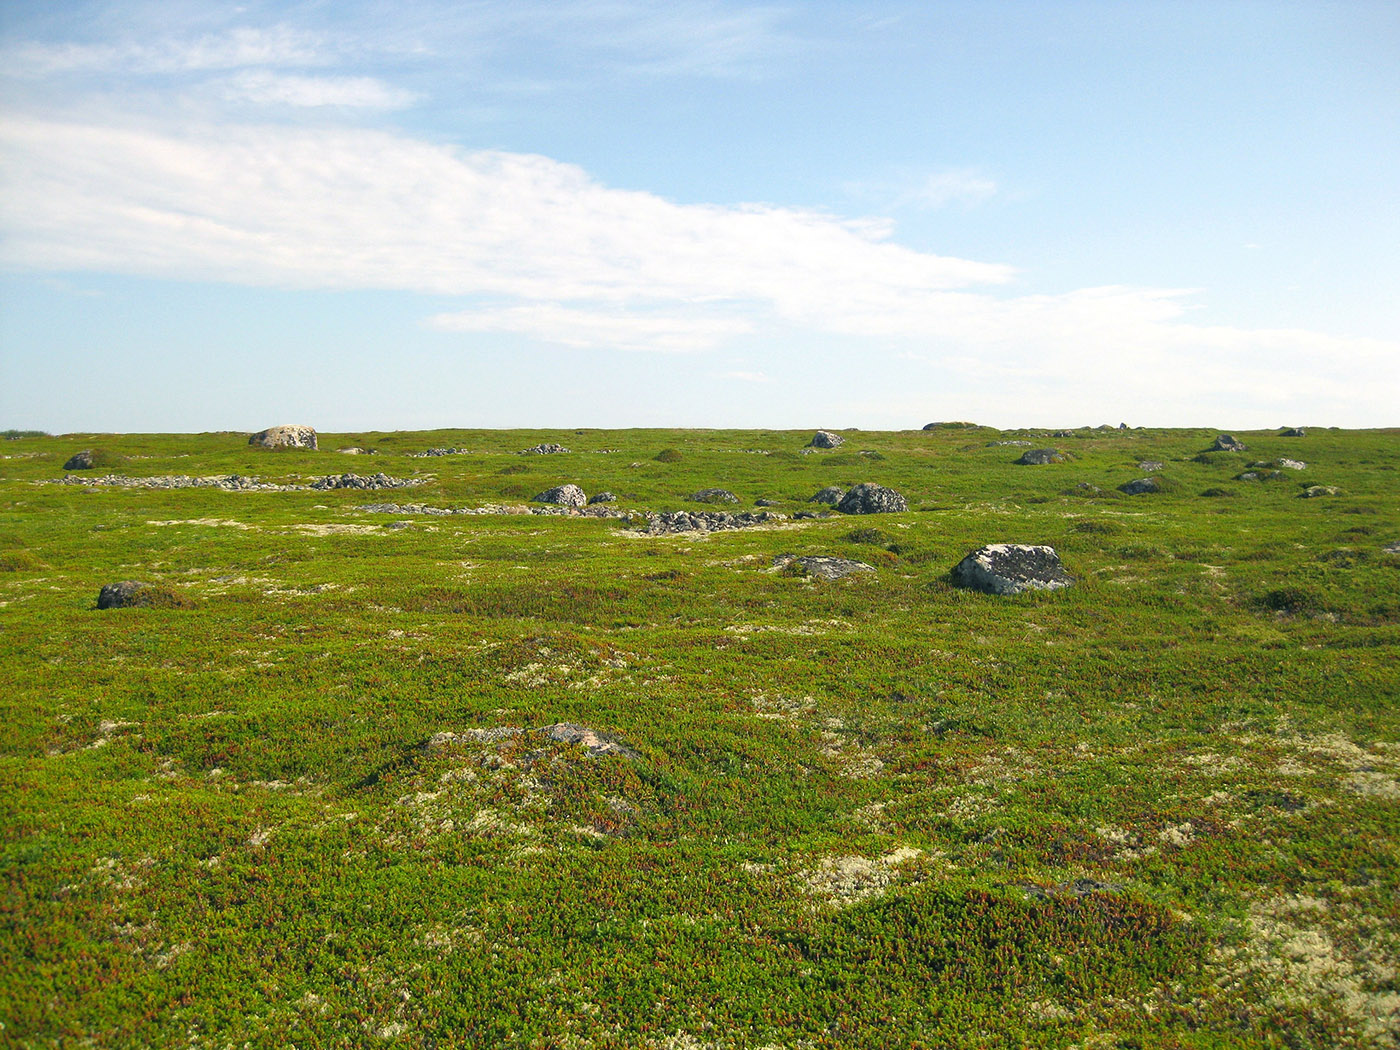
1016, 448, 1066, 465
1211, 434, 1246, 452
772, 554, 875, 580
951, 544, 1074, 595
249, 425, 317, 450
808, 430, 845, 449
309, 473, 418, 491
543, 723, 636, 758
532, 484, 587, 508
689, 488, 739, 504
1300, 486, 1342, 498
836, 483, 907, 514
587, 491, 616, 505
809, 486, 845, 505
63, 450, 94, 470
1138, 461, 1164, 472
636, 510, 784, 535
96, 581, 191, 609
1118, 478, 1160, 495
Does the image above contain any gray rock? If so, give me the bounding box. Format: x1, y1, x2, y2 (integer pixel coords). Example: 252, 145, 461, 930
63, 450, 94, 470
951, 544, 1074, 595
772, 554, 875, 580
689, 488, 739, 504
793, 510, 831, 520
1278, 458, 1306, 470
586, 491, 616, 505
637, 510, 784, 535
754, 498, 781, 507
837, 483, 907, 514
1211, 434, 1246, 452
1280, 427, 1306, 437
309, 472, 417, 491
1300, 486, 1342, 498
521, 443, 570, 455
1016, 448, 1066, 465
413, 447, 470, 457
1118, 478, 1160, 495
249, 424, 317, 450
1052, 430, 1076, 438
532, 484, 587, 508
1137, 461, 1164, 472
1383, 541, 1400, 555
809, 486, 845, 505
96, 581, 189, 609
989, 440, 1034, 447
335, 447, 373, 455
1235, 470, 1283, 482
808, 430, 845, 449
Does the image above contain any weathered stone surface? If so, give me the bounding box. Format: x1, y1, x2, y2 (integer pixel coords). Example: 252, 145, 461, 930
1280, 427, 1306, 437
1249, 458, 1305, 471
309, 472, 418, 491
951, 544, 1073, 595
1118, 478, 1160, 495
532, 484, 587, 508
413, 447, 470, 457
96, 581, 191, 609
836, 483, 907, 514
587, 491, 616, 505
689, 488, 739, 504
1211, 434, 1246, 452
63, 450, 94, 470
808, 430, 845, 449
1300, 486, 1342, 498
809, 486, 845, 505
1383, 541, 1400, 555
52, 472, 420, 493
249, 424, 317, 450
544, 722, 637, 758
521, 443, 570, 455
772, 554, 875, 580
636, 510, 783, 535
1016, 448, 1066, 465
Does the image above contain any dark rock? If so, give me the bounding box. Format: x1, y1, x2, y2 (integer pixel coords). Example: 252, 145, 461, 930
1118, 423, 1129, 430
836, 483, 907, 515
808, 430, 845, 449
1280, 427, 1306, 437
689, 488, 739, 504
772, 554, 875, 580
809, 486, 845, 505
754, 498, 781, 507
793, 510, 830, 520
532, 484, 587, 508
1118, 478, 1160, 495
1300, 486, 1342, 498
586, 491, 616, 505
96, 581, 191, 609
1016, 448, 1066, 465
951, 544, 1074, 595
63, 450, 95, 470
249, 425, 317, 450
1211, 434, 1246, 452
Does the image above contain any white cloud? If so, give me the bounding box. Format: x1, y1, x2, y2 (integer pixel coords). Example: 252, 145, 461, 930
5, 26, 326, 76
429, 305, 752, 352
909, 169, 998, 209
219, 71, 418, 109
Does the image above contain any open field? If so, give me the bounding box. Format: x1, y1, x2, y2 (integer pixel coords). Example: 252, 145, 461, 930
2, 424, 1398, 1049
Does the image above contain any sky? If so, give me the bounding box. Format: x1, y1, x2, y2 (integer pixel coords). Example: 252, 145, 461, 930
1, 0, 1397, 434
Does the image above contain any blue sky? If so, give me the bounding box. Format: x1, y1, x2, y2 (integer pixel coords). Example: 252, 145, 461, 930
1, 0, 1396, 432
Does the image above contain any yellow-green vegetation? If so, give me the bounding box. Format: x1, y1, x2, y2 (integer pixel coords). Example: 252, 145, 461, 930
2, 425, 1398, 1048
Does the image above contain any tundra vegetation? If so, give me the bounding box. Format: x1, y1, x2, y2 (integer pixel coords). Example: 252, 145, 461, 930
1, 425, 1398, 1048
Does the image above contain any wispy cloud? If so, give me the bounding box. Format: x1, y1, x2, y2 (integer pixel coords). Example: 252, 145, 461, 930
847, 166, 999, 212
219, 71, 417, 109
429, 304, 753, 352
5, 26, 327, 76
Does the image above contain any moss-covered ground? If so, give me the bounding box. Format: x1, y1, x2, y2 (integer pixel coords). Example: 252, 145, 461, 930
2, 425, 1397, 1048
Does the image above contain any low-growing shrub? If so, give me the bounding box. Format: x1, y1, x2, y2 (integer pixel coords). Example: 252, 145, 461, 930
845, 528, 891, 546
497, 463, 531, 475
654, 449, 683, 463
1072, 520, 1121, 535
1200, 487, 1237, 498
0, 550, 45, 572
1254, 586, 1324, 615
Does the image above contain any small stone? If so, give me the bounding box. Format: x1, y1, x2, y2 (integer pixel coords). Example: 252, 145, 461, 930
249, 425, 317, 450
772, 554, 875, 580
689, 488, 739, 504
809, 486, 845, 505
1118, 478, 1160, 495
1211, 434, 1246, 452
951, 544, 1074, 595
532, 484, 587, 508
1016, 448, 1066, 465
808, 430, 845, 449
63, 450, 95, 470
836, 483, 907, 515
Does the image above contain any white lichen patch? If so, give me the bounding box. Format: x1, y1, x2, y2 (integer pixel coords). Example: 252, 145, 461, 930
1157, 822, 1196, 848
724, 619, 851, 636
799, 846, 926, 907
1183, 751, 1245, 774
147, 518, 257, 530
1344, 771, 1400, 800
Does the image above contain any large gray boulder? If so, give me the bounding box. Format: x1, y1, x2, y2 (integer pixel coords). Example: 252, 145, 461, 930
836, 483, 907, 514
1016, 448, 1066, 465
952, 544, 1073, 595
532, 484, 587, 508
63, 450, 95, 470
1211, 434, 1246, 452
808, 430, 845, 449
249, 425, 318, 450
1118, 478, 1160, 495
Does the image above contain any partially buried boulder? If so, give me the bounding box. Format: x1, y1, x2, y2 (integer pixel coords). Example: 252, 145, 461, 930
689, 488, 739, 504
773, 554, 875, 580
97, 581, 192, 609
1211, 434, 1246, 452
532, 484, 587, 508
1280, 427, 1306, 438
587, 491, 616, 505
952, 544, 1074, 595
249, 425, 317, 450
809, 486, 845, 505
836, 483, 907, 514
63, 450, 94, 470
808, 430, 845, 449
1016, 448, 1066, 465
1118, 478, 1160, 495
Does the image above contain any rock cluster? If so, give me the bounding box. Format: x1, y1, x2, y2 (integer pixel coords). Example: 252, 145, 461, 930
309, 473, 418, 491
689, 488, 739, 504
413, 447, 470, 457
772, 554, 874, 580
1137, 461, 1164, 472
808, 431, 845, 449
532, 484, 587, 508
63, 450, 94, 470
637, 510, 784, 535
836, 483, 907, 514
55, 472, 421, 492
249, 425, 317, 450
521, 444, 570, 455
1016, 448, 1066, 465
951, 544, 1074, 595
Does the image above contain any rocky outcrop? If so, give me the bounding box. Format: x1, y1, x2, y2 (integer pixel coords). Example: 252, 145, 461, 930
689, 488, 739, 504
532, 484, 587, 508
951, 544, 1073, 595
249, 425, 317, 450
1211, 434, 1246, 452
836, 483, 907, 514
1137, 461, 1164, 472
63, 450, 95, 470
521, 443, 570, 455
772, 554, 874, 580
53, 473, 420, 492
808, 431, 845, 449
809, 486, 845, 505
636, 510, 784, 535
1016, 448, 1066, 465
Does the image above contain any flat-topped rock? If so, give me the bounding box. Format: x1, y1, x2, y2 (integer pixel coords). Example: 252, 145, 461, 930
249, 425, 317, 450
532, 484, 587, 508
808, 430, 845, 449
772, 554, 875, 580
952, 544, 1074, 595
836, 483, 907, 514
